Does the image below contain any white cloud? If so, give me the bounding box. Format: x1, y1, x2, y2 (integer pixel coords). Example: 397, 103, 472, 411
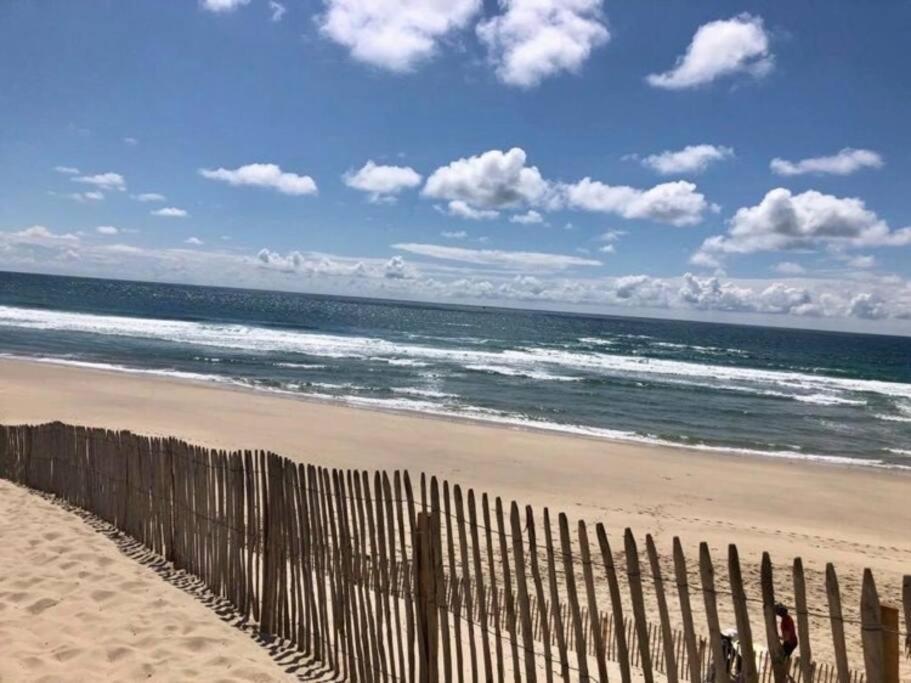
510, 209, 543, 224
393, 242, 600, 270
256, 248, 370, 278
599, 244, 615, 254
770, 148, 883, 177
845, 254, 876, 269
95, 226, 119, 236
317, 0, 481, 72
201, 0, 250, 13
848, 293, 887, 320
131, 193, 166, 202
647, 14, 772, 90
64, 191, 104, 203
123, 136, 138, 146
54, 166, 79, 175
19, 226, 78, 242
200, 163, 317, 196
185, 237, 204, 246
343, 160, 422, 202
441, 230, 468, 239
563, 178, 710, 226
445, 200, 500, 220
773, 261, 805, 275
73, 172, 126, 191
477, 0, 609, 88
384, 255, 409, 279
635, 144, 734, 175
696, 188, 911, 259
269, 1, 286, 22
679, 273, 813, 315
598, 229, 626, 242
423, 148, 552, 212
151, 207, 189, 218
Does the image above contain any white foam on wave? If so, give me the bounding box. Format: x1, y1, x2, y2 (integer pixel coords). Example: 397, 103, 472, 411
4, 354, 242, 387
885, 448, 911, 458
275, 362, 326, 370
792, 393, 868, 406
391, 387, 458, 399
3, 305, 910, 404
464, 364, 582, 382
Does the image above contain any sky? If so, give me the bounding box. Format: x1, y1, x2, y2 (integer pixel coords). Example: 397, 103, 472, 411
2, 0, 911, 334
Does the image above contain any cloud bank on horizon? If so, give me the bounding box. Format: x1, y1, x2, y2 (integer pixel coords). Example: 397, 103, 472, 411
2, 0, 910, 333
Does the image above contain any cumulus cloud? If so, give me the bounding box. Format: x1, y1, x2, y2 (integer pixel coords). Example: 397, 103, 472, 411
201, 0, 250, 12
54, 166, 79, 175
696, 188, 911, 260
269, 1, 286, 21
445, 200, 500, 220
477, 0, 610, 88
95, 226, 119, 236
393, 242, 600, 270
185, 237, 204, 246
770, 148, 883, 177
131, 193, 166, 202
647, 14, 772, 90
634, 144, 734, 175
73, 172, 126, 191
343, 160, 422, 202
200, 163, 317, 196
151, 207, 189, 218
423, 147, 552, 214
509, 210, 544, 224
679, 273, 815, 315
317, 0, 481, 72
563, 178, 711, 226
848, 293, 887, 320
256, 248, 370, 278
123, 136, 138, 146
384, 255, 409, 279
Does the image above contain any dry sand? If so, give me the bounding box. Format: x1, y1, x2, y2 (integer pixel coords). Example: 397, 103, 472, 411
0, 478, 290, 682
1, 357, 909, 675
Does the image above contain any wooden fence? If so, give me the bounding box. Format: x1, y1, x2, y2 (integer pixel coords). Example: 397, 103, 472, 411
0, 422, 907, 683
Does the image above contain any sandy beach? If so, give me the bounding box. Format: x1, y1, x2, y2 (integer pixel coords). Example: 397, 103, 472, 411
0, 477, 290, 682
2, 356, 909, 674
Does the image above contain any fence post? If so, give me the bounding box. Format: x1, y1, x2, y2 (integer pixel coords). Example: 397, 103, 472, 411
902, 576, 910, 660
880, 603, 899, 683
792, 558, 814, 683
415, 511, 440, 683
860, 569, 884, 683
826, 563, 851, 683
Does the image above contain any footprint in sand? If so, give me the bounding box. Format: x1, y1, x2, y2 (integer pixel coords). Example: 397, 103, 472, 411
26, 597, 59, 615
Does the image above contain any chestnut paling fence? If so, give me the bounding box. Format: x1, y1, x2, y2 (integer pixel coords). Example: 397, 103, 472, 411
0, 422, 908, 683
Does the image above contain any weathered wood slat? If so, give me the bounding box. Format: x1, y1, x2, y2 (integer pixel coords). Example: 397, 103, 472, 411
793, 557, 814, 683
645, 534, 679, 683
860, 569, 884, 683
728, 544, 759, 683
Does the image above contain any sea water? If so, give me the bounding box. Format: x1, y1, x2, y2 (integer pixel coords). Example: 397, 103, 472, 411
1, 271, 909, 468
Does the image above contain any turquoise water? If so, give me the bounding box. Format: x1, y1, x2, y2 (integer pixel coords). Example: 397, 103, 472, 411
1, 270, 909, 468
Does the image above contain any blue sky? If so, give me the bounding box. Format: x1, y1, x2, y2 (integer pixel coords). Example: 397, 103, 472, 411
2, 0, 911, 333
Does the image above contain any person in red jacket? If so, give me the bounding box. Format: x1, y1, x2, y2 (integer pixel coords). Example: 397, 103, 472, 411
775, 603, 799, 657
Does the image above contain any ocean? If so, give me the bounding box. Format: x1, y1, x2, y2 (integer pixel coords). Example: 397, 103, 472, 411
1, 270, 909, 468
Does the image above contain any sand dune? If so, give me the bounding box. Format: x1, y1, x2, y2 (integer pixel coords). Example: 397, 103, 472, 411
0, 479, 289, 683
